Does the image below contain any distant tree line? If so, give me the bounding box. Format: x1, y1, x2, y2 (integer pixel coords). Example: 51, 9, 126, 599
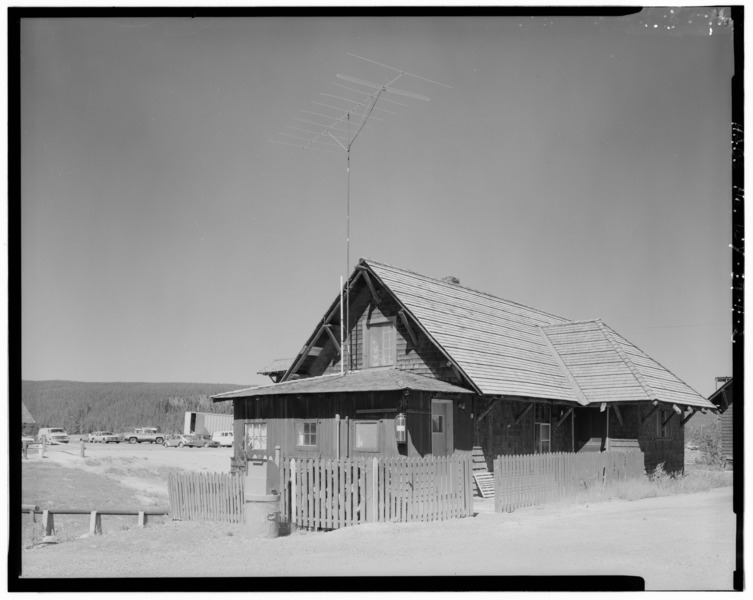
21, 380, 244, 435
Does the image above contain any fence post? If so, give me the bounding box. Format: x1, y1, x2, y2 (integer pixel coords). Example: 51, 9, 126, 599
290, 458, 297, 533
138, 511, 147, 528
371, 457, 378, 522
89, 511, 102, 535
275, 445, 281, 467
22, 443, 28, 460
42, 510, 54, 536
80, 439, 86, 458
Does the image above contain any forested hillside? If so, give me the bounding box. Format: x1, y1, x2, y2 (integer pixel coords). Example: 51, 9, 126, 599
21, 380, 247, 435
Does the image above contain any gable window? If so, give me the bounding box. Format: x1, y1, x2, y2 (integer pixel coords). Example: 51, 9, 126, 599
245, 422, 267, 452
365, 318, 396, 367
354, 421, 380, 452
534, 404, 551, 454
295, 420, 318, 448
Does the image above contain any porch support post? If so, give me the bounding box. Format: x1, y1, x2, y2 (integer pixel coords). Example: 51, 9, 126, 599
508, 403, 533, 428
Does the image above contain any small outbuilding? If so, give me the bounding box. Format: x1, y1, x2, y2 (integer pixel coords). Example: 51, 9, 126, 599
708, 377, 734, 466
214, 258, 716, 474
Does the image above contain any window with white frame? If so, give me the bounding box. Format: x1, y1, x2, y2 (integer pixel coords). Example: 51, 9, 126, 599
295, 420, 318, 448
354, 421, 379, 451
245, 422, 267, 452
534, 404, 551, 454
365, 318, 396, 367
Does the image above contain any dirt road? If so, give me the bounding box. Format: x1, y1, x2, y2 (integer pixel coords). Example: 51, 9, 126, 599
20, 442, 736, 590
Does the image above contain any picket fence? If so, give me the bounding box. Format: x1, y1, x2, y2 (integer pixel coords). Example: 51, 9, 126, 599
493, 451, 646, 513
280, 454, 473, 531
167, 471, 245, 523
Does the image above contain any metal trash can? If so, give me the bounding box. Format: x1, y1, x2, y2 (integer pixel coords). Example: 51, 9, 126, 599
244, 493, 280, 539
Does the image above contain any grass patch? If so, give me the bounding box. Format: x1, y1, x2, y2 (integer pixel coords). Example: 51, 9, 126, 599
21, 462, 157, 548
555, 463, 733, 506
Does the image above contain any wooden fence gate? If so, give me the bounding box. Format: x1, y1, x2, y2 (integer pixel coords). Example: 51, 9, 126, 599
167, 472, 245, 523
281, 454, 473, 530
493, 451, 646, 513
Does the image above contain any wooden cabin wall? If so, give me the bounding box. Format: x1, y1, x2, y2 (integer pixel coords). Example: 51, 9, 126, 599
607, 404, 685, 474
232, 390, 473, 460
475, 399, 573, 469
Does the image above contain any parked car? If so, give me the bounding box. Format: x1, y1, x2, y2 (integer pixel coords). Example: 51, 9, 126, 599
88, 431, 122, 443
197, 435, 220, 448
122, 428, 164, 444
38, 427, 70, 445
212, 430, 234, 447
163, 434, 198, 448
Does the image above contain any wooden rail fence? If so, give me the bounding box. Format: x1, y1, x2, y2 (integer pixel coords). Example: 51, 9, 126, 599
280, 454, 473, 531
494, 451, 646, 513
22, 505, 169, 536
167, 472, 244, 523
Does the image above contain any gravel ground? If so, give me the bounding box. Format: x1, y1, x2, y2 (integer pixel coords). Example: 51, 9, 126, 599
18, 441, 737, 590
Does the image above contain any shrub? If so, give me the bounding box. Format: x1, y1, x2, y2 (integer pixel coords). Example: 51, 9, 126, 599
689, 420, 725, 468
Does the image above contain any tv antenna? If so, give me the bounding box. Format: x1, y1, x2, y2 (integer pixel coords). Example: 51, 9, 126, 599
272, 53, 452, 373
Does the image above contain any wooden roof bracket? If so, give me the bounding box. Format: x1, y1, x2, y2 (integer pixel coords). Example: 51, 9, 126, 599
556, 407, 574, 428
324, 324, 341, 355
476, 398, 500, 423
359, 269, 381, 304
641, 401, 660, 424
397, 309, 419, 347
662, 409, 678, 428
508, 403, 533, 428
680, 408, 696, 427
612, 405, 624, 427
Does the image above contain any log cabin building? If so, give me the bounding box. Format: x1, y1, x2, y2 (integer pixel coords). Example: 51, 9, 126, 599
213, 258, 716, 474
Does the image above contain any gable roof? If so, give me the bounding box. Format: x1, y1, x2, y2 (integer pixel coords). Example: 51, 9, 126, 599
214, 367, 473, 400
542, 320, 713, 409
354, 259, 713, 410
260, 258, 715, 412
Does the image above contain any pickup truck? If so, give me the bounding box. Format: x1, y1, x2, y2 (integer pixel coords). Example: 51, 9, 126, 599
122, 428, 164, 444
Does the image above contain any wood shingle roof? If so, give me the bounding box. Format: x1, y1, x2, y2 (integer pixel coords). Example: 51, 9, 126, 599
362, 259, 714, 410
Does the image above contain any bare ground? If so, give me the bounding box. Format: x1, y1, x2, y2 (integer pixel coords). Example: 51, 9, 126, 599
18, 440, 737, 590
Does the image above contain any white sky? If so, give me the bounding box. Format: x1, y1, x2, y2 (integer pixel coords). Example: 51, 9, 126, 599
19, 9, 736, 396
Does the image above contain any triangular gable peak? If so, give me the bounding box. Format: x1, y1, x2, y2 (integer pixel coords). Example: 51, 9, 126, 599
282, 259, 476, 391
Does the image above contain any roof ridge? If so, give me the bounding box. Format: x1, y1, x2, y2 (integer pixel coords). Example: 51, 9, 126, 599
595, 321, 656, 402
538, 327, 587, 405
544, 318, 603, 328
599, 322, 708, 402
361, 258, 569, 323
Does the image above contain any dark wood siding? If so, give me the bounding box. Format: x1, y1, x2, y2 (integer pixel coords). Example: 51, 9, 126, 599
231, 390, 473, 460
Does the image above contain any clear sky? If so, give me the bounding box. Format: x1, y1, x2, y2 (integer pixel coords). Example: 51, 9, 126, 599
20, 10, 735, 396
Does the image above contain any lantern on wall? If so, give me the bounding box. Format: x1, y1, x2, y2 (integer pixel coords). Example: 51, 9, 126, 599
395, 413, 407, 444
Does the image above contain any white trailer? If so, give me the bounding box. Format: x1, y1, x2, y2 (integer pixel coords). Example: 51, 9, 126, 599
184, 411, 234, 436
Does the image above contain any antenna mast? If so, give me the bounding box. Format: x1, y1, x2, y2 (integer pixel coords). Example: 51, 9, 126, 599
272, 54, 452, 374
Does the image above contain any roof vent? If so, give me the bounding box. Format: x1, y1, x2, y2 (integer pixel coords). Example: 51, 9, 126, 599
441, 276, 460, 285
